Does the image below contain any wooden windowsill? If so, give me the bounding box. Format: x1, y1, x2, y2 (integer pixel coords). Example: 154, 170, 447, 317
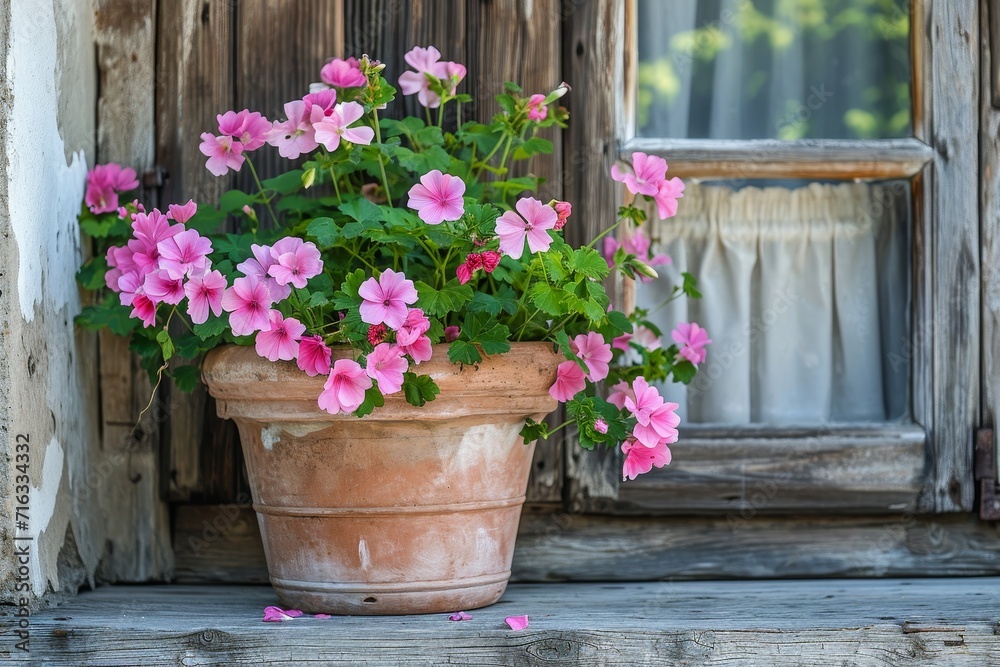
14, 579, 1000, 664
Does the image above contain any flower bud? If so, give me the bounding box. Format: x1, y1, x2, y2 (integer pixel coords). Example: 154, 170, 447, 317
543, 82, 571, 105
632, 260, 659, 280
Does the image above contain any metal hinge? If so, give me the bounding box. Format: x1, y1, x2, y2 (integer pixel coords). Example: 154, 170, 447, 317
974, 428, 1000, 520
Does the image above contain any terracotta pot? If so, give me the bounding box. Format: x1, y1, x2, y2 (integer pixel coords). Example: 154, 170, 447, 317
202, 342, 559, 615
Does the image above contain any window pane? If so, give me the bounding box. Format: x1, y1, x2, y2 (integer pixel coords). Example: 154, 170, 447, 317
633, 180, 911, 425
636, 0, 912, 139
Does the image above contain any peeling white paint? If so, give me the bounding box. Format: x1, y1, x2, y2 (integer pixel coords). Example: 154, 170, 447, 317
261, 425, 282, 451
7, 0, 87, 321
358, 539, 371, 570
28, 438, 64, 595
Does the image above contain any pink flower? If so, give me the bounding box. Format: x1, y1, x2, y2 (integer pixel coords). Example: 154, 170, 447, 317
444, 325, 460, 342
265, 100, 323, 159
184, 269, 227, 324
262, 606, 303, 623
622, 437, 671, 481
302, 89, 337, 115
255, 310, 306, 362
496, 197, 557, 259
217, 109, 270, 151
85, 163, 139, 214
221, 275, 273, 336
358, 269, 418, 329
611, 333, 632, 353
505, 615, 530, 631
653, 177, 685, 220
366, 343, 408, 395
672, 322, 711, 366
456, 253, 483, 285
526, 94, 548, 121
624, 378, 680, 448
297, 335, 333, 376
367, 323, 388, 346
199, 133, 244, 176
314, 101, 375, 151
398, 46, 466, 108
396, 309, 433, 364
143, 270, 186, 305
481, 251, 501, 273
449, 611, 472, 621
607, 379, 634, 409
633, 325, 661, 351
130, 292, 157, 328
167, 200, 198, 224
407, 170, 466, 224
237, 244, 291, 302
602, 237, 620, 267
157, 228, 212, 280
549, 360, 587, 402
320, 57, 366, 88
318, 358, 372, 414
553, 201, 572, 230
267, 239, 323, 289
570, 332, 612, 382
611, 152, 668, 197
594, 418, 609, 434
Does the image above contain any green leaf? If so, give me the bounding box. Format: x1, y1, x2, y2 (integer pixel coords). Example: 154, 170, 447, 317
512, 137, 554, 160
306, 216, 339, 247
80, 215, 117, 239
402, 372, 441, 407
681, 271, 702, 299
338, 198, 384, 239
77, 257, 109, 290
447, 339, 482, 365
186, 206, 227, 235
261, 170, 304, 195
604, 310, 633, 337
672, 360, 697, 384
528, 282, 567, 317
519, 418, 550, 445
447, 312, 511, 365
155, 329, 175, 362
193, 315, 228, 340
569, 247, 610, 281
332, 268, 367, 310
415, 280, 473, 318
215, 233, 255, 263
172, 365, 202, 392
354, 385, 385, 418
219, 190, 257, 213
466, 285, 518, 318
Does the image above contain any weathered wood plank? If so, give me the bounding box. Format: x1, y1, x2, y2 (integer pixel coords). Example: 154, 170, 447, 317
613, 425, 927, 514
623, 137, 935, 180
93, 0, 172, 582
916, 0, 980, 512
155, 0, 237, 502
469, 0, 564, 502
562, 0, 626, 509
983, 0, 1000, 489
235, 0, 344, 186
20, 581, 1000, 666
171, 499, 1000, 585
514, 509, 1000, 581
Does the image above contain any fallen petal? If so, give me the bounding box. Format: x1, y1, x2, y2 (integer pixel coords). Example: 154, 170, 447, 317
449, 611, 472, 621
263, 606, 295, 622
314, 613, 332, 619
505, 614, 529, 630
285, 609, 304, 618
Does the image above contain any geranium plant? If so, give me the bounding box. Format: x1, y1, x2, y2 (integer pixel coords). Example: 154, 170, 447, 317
76, 48, 708, 481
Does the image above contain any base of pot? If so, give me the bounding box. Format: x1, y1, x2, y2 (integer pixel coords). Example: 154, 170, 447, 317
272, 573, 510, 615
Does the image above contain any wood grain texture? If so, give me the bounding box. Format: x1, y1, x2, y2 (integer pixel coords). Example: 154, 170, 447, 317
613, 425, 926, 515
155, 0, 242, 502
19, 580, 1000, 665
514, 509, 1000, 581
561, 0, 626, 509
983, 0, 1000, 487
93, 0, 172, 581
235, 0, 344, 189
916, 0, 981, 512
623, 137, 935, 181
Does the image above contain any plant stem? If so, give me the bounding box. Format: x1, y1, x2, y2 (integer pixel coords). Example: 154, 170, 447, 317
586, 216, 627, 249
371, 108, 394, 207
328, 166, 343, 204
245, 157, 278, 228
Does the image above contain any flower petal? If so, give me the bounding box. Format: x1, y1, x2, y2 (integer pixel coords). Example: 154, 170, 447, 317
505, 615, 530, 631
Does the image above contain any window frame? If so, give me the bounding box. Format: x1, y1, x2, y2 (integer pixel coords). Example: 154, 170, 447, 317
563, 0, 980, 516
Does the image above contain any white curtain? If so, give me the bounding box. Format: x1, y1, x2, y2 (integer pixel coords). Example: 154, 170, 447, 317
638, 182, 909, 425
